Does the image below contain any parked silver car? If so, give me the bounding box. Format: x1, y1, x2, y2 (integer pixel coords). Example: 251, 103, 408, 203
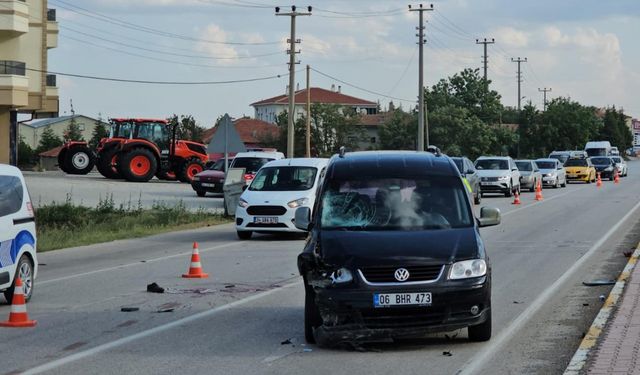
610, 156, 628, 177
535, 158, 567, 188
515, 160, 542, 192
475, 156, 521, 197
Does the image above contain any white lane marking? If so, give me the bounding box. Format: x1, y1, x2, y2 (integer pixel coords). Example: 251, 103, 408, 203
456, 198, 640, 375
22, 281, 299, 375
38, 241, 241, 286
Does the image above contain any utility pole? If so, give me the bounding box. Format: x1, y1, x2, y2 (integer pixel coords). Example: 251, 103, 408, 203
511, 57, 527, 111
409, 3, 433, 151
475, 38, 494, 91
276, 6, 311, 158
538, 87, 552, 111
306, 64, 311, 158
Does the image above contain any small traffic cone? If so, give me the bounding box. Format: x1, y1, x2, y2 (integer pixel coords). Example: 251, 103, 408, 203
182, 242, 209, 278
614, 169, 620, 184
0, 277, 37, 328
535, 180, 544, 201
596, 172, 602, 188
512, 190, 521, 205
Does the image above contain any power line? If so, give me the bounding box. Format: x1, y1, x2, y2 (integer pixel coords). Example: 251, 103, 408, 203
387, 47, 418, 96
49, 0, 281, 46
59, 33, 284, 69
310, 67, 413, 103
25, 67, 289, 85
61, 25, 283, 60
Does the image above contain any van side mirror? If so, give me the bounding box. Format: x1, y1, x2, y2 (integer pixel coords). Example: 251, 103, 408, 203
294, 207, 312, 231
478, 207, 501, 227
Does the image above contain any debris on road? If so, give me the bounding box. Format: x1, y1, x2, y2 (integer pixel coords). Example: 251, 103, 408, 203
224, 284, 236, 289
513, 301, 523, 304
147, 282, 165, 293
599, 294, 606, 301
156, 308, 174, 313
623, 250, 633, 257
302, 348, 313, 353
582, 280, 616, 286
281, 338, 293, 345
120, 307, 139, 312
443, 351, 452, 356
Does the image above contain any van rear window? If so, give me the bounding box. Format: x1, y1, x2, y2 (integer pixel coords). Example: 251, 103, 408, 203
320, 176, 472, 230
0, 176, 24, 217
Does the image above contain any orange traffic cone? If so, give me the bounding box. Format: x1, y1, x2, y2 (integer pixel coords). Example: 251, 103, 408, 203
0, 277, 36, 328
512, 190, 521, 205
535, 180, 544, 201
614, 169, 620, 184
596, 172, 602, 188
182, 242, 209, 278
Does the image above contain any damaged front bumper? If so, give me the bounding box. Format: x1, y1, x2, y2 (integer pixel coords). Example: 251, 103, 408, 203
311, 276, 490, 344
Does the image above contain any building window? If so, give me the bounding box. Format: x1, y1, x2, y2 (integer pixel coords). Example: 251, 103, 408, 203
78, 124, 85, 131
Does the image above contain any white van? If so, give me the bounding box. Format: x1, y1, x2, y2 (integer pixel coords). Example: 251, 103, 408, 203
0, 164, 38, 302
230, 151, 285, 185
585, 141, 612, 157
235, 158, 329, 239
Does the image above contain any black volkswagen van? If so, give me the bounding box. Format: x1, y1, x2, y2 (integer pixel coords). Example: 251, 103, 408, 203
294, 151, 501, 346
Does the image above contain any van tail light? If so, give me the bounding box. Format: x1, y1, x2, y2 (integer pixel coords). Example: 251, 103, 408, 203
244, 174, 254, 182
26, 202, 34, 217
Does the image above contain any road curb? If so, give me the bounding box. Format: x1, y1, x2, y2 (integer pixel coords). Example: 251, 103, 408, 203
563, 243, 640, 374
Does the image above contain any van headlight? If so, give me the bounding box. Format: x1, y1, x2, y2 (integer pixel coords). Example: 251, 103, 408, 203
449, 259, 487, 279
288, 197, 309, 208
330, 268, 353, 284
238, 198, 249, 208
498, 175, 510, 181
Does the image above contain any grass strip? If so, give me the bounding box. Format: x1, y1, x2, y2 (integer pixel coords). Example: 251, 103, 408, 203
36, 195, 229, 251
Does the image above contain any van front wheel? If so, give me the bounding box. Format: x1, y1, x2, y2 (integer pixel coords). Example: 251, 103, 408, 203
468, 309, 492, 342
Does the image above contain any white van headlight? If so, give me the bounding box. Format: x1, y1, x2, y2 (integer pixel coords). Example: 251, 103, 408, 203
238, 198, 249, 208
498, 175, 510, 181
449, 259, 487, 279
288, 197, 309, 208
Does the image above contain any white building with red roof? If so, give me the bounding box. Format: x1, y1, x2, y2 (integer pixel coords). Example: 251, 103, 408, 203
250, 86, 378, 124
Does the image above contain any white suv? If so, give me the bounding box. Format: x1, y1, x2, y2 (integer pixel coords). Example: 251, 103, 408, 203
0, 164, 38, 302
475, 156, 521, 197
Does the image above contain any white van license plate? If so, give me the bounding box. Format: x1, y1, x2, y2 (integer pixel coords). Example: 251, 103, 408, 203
374, 292, 432, 307
254, 217, 278, 224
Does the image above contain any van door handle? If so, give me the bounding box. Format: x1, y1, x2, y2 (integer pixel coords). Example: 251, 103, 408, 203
13, 217, 35, 225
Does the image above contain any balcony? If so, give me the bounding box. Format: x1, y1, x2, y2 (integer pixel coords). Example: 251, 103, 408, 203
0, 0, 29, 35
46, 9, 59, 49
0, 61, 28, 107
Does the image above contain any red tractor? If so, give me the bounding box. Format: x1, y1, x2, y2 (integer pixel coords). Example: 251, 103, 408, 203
57, 118, 208, 183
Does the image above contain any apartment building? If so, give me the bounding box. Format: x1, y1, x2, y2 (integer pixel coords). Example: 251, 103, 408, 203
0, 0, 59, 164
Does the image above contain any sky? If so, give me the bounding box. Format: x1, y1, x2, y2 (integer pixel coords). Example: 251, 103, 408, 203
46, 0, 640, 128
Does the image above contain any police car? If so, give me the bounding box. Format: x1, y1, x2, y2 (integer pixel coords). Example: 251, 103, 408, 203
0, 164, 37, 302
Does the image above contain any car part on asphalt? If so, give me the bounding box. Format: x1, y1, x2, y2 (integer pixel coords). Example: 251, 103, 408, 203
146, 282, 165, 293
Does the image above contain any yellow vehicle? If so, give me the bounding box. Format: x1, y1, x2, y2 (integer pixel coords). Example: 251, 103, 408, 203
564, 157, 596, 183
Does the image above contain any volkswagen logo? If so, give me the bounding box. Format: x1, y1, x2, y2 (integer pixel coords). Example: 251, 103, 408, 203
394, 268, 410, 282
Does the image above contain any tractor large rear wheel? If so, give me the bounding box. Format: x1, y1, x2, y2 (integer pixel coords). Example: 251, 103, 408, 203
96, 148, 122, 179
119, 148, 157, 182
64, 146, 95, 175
178, 158, 205, 183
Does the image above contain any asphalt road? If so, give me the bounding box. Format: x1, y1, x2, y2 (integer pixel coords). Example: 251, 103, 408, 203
23, 170, 223, 212
2, 163, 639, 375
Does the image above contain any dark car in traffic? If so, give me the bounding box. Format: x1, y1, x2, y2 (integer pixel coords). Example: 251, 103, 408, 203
294, 151, 501, 346
191, 158, 233, 197
451, 156, 481, 204
591, 156, 616, 181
